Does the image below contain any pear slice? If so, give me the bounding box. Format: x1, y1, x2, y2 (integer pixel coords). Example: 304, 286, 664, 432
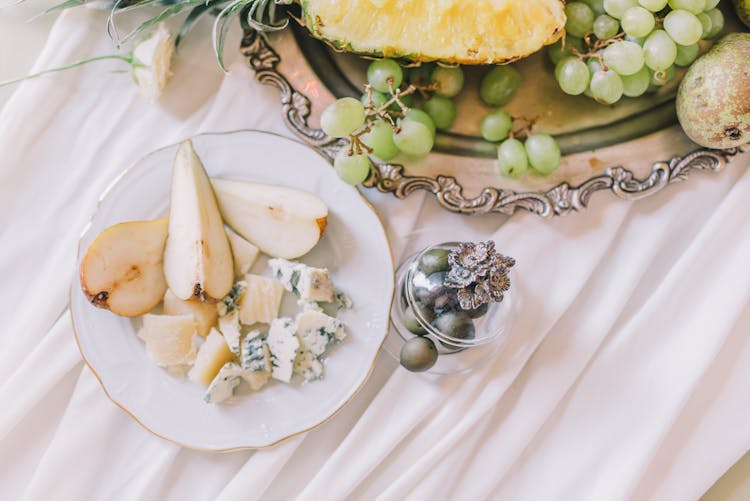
163, 141, 234, 301
80, 218, 169, 317
211, 179, 329, 259
225, 226, 260, 277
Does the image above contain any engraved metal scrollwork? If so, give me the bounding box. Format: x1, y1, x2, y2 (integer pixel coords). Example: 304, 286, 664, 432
240, 26, 745, 217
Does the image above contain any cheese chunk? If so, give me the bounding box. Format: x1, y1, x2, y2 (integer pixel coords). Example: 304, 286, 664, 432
218, 309, 242, 356
137, 313, 197, 367
204, 362, 242, 404
296, 309, 345, 357
241, 330, 272, 373
293, 349, 323, 381
226, 227, 260, 277
163, 289, 218, 337
238, 275, 285, 325
188, 328, 234, 386
217, 281, 246, 317
241, 369, 271, 391
269, 258, 334, 303
267, 318, 299, 383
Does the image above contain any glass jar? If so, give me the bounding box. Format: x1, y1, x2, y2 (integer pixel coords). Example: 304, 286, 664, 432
386, 241, 518, 375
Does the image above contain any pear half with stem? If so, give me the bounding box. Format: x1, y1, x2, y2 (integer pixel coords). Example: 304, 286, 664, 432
211, 179, 328, 259
80, 218, 169, 317
163, 140, 234, 301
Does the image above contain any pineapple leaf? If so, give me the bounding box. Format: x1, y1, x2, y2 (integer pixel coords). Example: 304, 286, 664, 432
120, 0, 205, 44
212, 0, 250, 71
175, 1, 216, 47
107, 0, 162, 46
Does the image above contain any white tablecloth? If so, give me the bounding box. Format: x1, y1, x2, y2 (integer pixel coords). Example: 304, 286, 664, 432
1, 9, 749, 500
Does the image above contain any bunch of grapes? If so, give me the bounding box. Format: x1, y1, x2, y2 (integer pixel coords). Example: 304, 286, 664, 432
320, 59, 465, 185
550, 0, 724, 104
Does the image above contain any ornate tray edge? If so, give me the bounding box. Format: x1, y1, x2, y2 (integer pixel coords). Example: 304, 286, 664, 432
240, 28, 743, 218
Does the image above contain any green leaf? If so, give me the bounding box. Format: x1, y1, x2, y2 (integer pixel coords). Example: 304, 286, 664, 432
175, 2, 215, 47
213, 0, 250, 71
120, 0, 205, 44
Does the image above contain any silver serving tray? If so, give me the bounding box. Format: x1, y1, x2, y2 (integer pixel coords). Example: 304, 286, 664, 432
239, 20, 745, 217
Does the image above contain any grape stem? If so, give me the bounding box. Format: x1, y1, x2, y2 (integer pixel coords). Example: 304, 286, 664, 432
571, 32, 626, 72
508, 115, 538, 140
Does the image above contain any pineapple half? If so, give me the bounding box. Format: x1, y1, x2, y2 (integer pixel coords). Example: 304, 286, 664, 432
300, 0, 566, 64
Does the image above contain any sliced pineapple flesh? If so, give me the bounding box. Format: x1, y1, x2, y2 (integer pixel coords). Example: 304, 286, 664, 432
301, 0, 566, 64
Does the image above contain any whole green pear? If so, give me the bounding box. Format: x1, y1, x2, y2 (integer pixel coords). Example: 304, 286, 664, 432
676, 33, 750, 149
734, 0, 750, 28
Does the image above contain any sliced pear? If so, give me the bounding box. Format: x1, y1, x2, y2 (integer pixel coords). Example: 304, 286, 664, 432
80, 218, 168, 317
137, 313, 197, 367
225, 226, 260, 277
188, 328, 234, 386
162, 289, 218, 337
211, 178, 329, 259
163, 141, 234, 301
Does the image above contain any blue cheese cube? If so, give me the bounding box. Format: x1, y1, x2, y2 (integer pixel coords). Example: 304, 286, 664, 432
267, 318, 299, 383
269, 258, 334, 303
204, 362, 242, 404
241, 330, 272, 373
293, 349, 324, 381
296, 309, 346, 357
218, 310, 242, 356
217, 281, 246, 317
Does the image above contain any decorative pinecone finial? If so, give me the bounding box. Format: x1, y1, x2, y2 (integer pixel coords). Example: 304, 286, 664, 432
443, 241, 515, 310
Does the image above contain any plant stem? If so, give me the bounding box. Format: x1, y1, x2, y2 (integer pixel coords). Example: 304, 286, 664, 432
0, 54, 133, 88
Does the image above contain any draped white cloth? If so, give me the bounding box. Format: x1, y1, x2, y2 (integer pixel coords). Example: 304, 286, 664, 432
1, 9, 749, 500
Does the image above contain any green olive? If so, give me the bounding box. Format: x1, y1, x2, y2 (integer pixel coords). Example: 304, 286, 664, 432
433, 311, 475, 349
418, 248, 451, 275
400, 337, 439, 372
403, 305, 428, 335
413, 271, 454, 311
463, 303, 489, 319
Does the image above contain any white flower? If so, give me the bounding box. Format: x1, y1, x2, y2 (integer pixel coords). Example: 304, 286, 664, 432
132, 23, 174, 101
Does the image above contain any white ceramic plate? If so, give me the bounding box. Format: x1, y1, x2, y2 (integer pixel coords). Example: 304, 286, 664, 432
70, 130, 394, 451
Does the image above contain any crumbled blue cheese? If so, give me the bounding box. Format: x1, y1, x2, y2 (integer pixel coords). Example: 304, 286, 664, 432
296, 309, 346, 357
333, 290, 353, 311
204, 362, 242, 404
293, 349, 323, 381
267, 318, 299, 383
269, 258, 334, 303
217, 281, 246, 317
218, 310, 242, 356
241, 330, 271, 373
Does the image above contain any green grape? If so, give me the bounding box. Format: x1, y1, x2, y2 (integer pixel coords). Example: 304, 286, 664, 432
603, 0, 637, 19
696, 12, 712, 38
621, 66, 651, 96
480, 111, 513, 142
431, 66, 465, 97
393, 121, 434, 157
403, 108, 436, 137
590, 69, 624, 104
566, 2, 596, 38
643, 30, 677, 71
704, 8, 724, 38
587, 57, 604, 74
320, 97, 366, 138
663, 10, 703, 45
367, 59, 403, 93
407, 63, 435, 86
650, 65, 676, 86
621, 6, 655, 37
423, 95, 457, 130
361, 91, 388, 109
703, 0, 720, 9
480, 66, 522, 105
334, 150, 370, 185
497, 138, 528, 178
594, 15, 621, 40
361, 120, 400, 161
625, 34, 648, 45
603, 40, 645, 75
548, 37, 584, 65
582, 0, 606, 15
667, 0, 705, 14
638, 0, 668, 11
556, 57, 591, 95
525, 134, 561, 174
674, 42, 700, 66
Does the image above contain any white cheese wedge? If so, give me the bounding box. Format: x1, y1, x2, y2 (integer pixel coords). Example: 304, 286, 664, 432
137, 313, 197, 367
293, 349, 323, 381
204, 362, 242, 404
162, 289, 218, 337
226, 227, 260, 277
267, 318, 299, 383
238, 274, 285, 325
188, 328, 234, 386
295, 309, 345, 357
218, 309, 242, 356
269, 258, 334, 303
